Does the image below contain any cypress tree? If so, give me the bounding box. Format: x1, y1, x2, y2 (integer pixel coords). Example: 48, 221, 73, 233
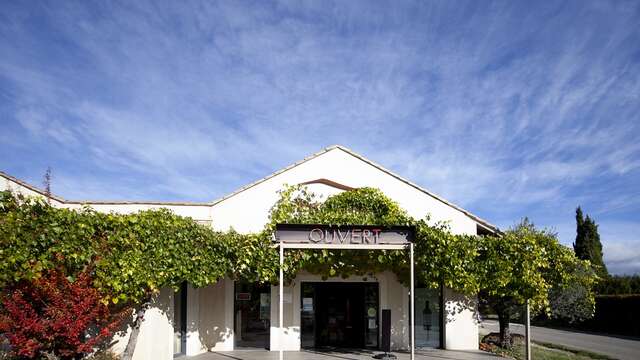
574, 207, 587, 259
573, 207, 608, 278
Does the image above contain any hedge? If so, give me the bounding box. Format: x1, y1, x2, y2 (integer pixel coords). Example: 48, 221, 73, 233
596, 275, 640, 295
535, 294, 640, 337
585, 295, 640, 337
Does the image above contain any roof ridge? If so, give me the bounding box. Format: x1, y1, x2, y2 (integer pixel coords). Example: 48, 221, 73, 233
210, 145, 337, 205
65, 200, 212, 206
0, 170, 211, 206
329, 147, 499, 233
210, 145, 499, 233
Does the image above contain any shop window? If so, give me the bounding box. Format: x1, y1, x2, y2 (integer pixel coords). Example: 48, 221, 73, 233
234, 282, 271, 349
412, 286, 441, 348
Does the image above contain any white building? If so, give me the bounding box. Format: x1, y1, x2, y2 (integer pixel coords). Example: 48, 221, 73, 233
1, 145, 498, 359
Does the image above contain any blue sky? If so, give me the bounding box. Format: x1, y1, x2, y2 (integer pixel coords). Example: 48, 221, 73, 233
1, 1, 639, 274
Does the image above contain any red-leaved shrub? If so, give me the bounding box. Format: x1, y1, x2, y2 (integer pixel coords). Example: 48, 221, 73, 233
0, 268, 126, 359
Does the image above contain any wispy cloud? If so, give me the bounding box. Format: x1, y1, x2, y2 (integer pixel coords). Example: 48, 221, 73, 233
1, 0, 639, 273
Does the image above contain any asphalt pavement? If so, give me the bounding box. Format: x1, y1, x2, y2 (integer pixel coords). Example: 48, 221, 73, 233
480, 320, 640, 360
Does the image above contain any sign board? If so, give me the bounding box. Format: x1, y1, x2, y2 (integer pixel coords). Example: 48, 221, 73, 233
275, 224, 414, 245
282, 293, 292, 304
303, 297, 313, 312
235, 292, 251, 301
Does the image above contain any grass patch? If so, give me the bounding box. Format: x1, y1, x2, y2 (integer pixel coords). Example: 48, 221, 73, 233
484, 344, 601, 360
530, 346, 595, 360
532, 341, 616, 360
479, 336, 615, 360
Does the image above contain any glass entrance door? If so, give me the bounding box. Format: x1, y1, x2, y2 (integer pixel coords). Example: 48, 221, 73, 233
301, 282, 379, 349
234, 282, 271, 349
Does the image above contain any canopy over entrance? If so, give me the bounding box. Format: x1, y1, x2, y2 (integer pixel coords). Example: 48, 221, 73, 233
274, 224, 416, 360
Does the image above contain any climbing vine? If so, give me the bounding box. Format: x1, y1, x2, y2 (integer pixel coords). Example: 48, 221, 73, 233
0, 191, 235, 305
0, 185, 481, 304
234, 185, 481, 295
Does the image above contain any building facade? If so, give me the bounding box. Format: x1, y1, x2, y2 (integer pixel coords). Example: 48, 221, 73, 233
1, 145, 498, 359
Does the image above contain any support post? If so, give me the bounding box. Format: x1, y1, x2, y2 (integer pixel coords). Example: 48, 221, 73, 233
410, 243, 415, 360
525, 299, 531, 360
279, 243, 284, 360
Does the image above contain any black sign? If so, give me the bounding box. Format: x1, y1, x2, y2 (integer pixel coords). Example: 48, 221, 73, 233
275, 224, 414, 245
381, 309, 391, 353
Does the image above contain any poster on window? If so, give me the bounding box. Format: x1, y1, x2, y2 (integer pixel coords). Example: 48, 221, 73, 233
260, 293, 270, 320
303, 297, 313, 312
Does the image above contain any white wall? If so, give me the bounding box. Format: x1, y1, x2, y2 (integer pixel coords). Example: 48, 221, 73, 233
180, 272, 411, 355
62, 202, 212, 224
206, 147, 480, 352
93, 277, 479, 357
0, 172, 212, 223
183, 279, 234, 354
182, 271, 413, 354
210, 148, 478, 235
131, 288, 174, 360
443, 288, 479, 350
0, 175, 64, 206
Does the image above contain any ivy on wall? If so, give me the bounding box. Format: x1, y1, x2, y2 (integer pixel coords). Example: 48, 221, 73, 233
1, 185, 594, 313
234, 185, 481, 296
0, 191, 234, 305
240, 185, 595, 319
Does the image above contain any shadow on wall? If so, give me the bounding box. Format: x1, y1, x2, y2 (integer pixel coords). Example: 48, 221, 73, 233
100, 283, 234, 357
192, 283, 233, 351
443, 290, 478, 324
108, 288, 173, 357
110, 284, 478, 355
196, 326, 233, 351
390, 320, 407, 350
107, 308, 137, 355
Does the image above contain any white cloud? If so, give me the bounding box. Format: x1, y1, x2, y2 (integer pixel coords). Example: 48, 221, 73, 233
16, 107, 78, 145
604, 241, 640, 275
599, 221, 640, 275
0, 0, 638, 252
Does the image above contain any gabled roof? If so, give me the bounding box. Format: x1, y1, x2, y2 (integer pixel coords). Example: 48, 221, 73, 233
1, 146, 499, 233
211, 145, 500, 234
0, 170, 209, 206
0, 170, 66, 203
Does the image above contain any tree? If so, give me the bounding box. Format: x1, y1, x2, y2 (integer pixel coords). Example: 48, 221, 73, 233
573, 207, 608, 278
0, 267, 126, 359
42, 167, 52, 204
480, 219, 596, 348
547, 258, 596, 323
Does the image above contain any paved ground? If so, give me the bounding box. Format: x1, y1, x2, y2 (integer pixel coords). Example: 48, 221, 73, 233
190, 349, 499, 360
481, 320, 640, 360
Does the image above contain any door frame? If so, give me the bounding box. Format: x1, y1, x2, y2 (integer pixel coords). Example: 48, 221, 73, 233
300, 281, 380, 349
233, 281, 272, 349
